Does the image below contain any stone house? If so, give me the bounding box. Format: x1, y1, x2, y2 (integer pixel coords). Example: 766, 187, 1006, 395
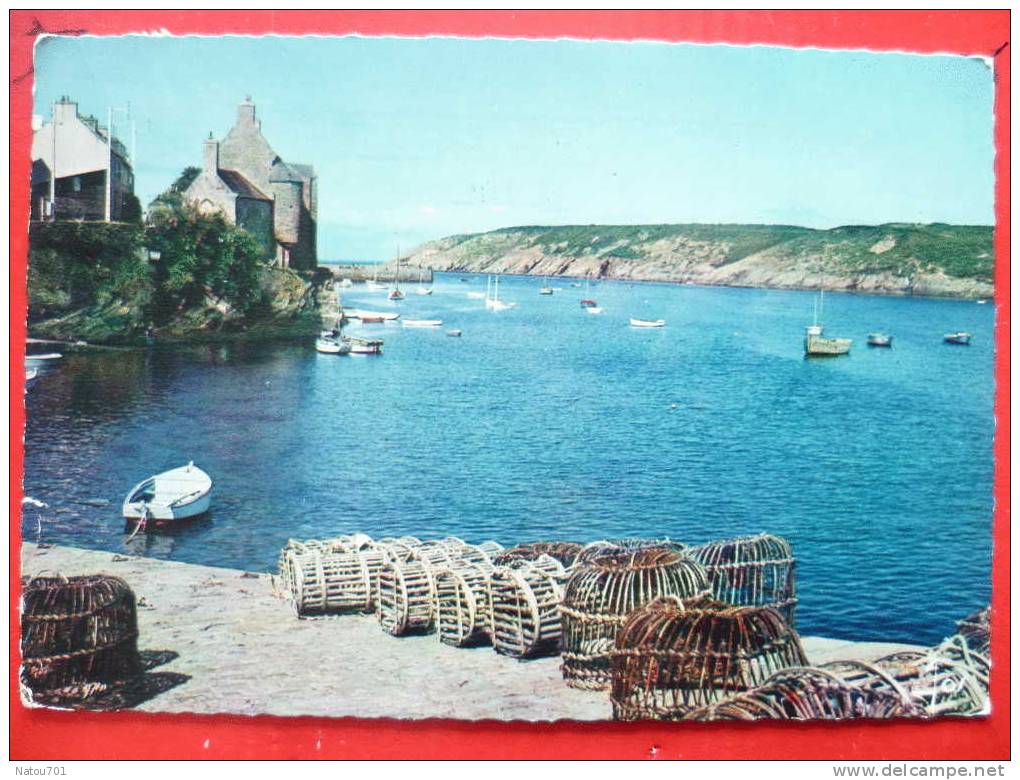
31, 97, 136, 222
184, 98, 317, 269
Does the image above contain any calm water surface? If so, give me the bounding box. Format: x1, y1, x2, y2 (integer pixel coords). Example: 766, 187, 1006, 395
22, 274, 995, 644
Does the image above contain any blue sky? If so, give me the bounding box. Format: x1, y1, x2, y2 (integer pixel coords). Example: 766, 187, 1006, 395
33, 35, 994, 260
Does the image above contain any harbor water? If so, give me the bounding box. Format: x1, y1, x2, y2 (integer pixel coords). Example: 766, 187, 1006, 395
21, 274, 995, 645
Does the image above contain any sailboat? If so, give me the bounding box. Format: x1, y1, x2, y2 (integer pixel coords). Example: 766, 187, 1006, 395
485, 275, 516, 311
365, 265, 387, 291
388, 251, 405, 301
580, 274, 598, 309
415, 266, 434, 296
804, 289, 851, 356
539, 276, 554, 295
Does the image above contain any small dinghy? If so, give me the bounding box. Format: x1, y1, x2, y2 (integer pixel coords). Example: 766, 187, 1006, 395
403, 319, 443, 328
123, 462, 213, 528
944, 332, 972, 346
447, 329, 463, 337
867, 332, 893, 347
630, 318, 666, 328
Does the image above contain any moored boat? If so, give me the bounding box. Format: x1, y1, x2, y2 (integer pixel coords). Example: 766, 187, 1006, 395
346, 337, 384, 355
403, 319, 443, 328
485, 276, 516, 310
804, 291, 851, 356
447, 329, 463, 337
316, 335, 351, 354
630, 318, 665, 328
944, 332, 972, 345
122, 462, 213, 527
346, 309, 400, 321
805, 324, 852, 356
867, 332, 893, 347
586, 306, 604, 315
26, 353, 62, 362
415, 267, 434, 296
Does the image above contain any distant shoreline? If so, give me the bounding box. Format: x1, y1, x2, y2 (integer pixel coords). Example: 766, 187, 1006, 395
335, 266, 994, 303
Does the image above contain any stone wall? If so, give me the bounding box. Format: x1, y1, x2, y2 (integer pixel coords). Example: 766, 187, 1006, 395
235, 197, 275, 261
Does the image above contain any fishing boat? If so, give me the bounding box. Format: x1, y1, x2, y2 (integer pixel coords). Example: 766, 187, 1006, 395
447, 329, 463, 337
867, 332, 893, 347
122, 462, 213, 527
539, 277, 554, 295
944, 332, 972, 345
415, 267, 434, 296
316, 335, 351, 354
346, 337, 384, 355
586, 306, 604, 315
630, 318, 665, 328
485, 276, 516, 311
403, 319, 443, 328
804, 291, 851, 356
346, 309, 400, 321
360, 316, 385, 324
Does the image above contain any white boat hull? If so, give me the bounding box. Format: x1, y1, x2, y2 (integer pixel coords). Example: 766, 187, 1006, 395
630, 319, 665, 328
122, 463, 213, 525
403, 320, 443, 328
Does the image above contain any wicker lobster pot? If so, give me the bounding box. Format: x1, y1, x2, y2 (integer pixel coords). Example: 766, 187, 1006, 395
489, 555, 567, 659
610, 595, 808, 720
377, 558, 440, 636
560, 548, 711, 690
493, 542, 583, 568
690, 533, 798, 625
435, 562, 494, 647
21, 575, 141, 701
957, 606, 990, 655
682, 667, 915, 721
575, 539, 686, 566
287, 547, 396, 616
277, 533, 378, 586
831, 635, 990, 718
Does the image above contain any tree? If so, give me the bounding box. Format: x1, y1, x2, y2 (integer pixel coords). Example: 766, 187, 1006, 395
145, 197, 263, 324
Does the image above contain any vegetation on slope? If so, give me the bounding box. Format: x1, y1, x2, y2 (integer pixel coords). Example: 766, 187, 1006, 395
430, 222, 993, 284
27, 168, 324, 344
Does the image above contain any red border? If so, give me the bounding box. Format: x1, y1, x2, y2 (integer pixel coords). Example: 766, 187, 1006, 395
9, 10, 1010, 760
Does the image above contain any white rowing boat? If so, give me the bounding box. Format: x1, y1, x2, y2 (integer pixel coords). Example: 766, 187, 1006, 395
122, 462, 213, 526
630, 318, 665, 328
403, 319, 443, 328
26, 353, 62, 361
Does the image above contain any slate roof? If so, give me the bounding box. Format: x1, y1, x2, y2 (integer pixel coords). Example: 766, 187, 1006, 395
218, 169, 270, 200
269, 159, 305, 183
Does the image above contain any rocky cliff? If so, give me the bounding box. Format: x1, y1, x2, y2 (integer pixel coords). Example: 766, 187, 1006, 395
399, 223, 994, 299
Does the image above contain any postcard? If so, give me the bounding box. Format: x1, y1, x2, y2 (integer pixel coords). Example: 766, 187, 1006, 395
12, 11, 1004, 759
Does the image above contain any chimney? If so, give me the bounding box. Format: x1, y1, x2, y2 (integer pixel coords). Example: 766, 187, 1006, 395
203, 133, 219, 173
53, 98, 77, 126
238, 95, 257, 126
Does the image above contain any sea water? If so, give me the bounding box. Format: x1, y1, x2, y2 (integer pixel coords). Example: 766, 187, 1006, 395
21, 274, 996, 644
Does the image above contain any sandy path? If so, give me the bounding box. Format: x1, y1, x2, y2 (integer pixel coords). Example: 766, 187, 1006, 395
19, 543, 923, 721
